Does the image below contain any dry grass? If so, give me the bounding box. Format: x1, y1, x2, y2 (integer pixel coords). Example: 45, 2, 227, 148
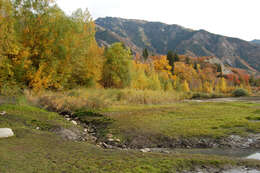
24, 89, 186, 114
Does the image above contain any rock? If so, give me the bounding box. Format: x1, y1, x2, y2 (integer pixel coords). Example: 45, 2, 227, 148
52, 128, 81, 141
71, 120, 77, 125
115, 138, 121, 142
140, 148, 151, 153
102, 142, 113, 149
108, 138, 114, 142
88, 128, 95, 133
106, 133, 113, 138
0, 128, 14, 138
0, 111, 6, 116
65, 115, 70, 118
84, 129, 88, 132
36, 127, 40, 130
91, 136, 97, 141
65, 118, 71, 121
162, 150, 170, 154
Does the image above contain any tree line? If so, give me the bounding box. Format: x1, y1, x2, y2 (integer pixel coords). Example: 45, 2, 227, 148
0, 0, 256, 94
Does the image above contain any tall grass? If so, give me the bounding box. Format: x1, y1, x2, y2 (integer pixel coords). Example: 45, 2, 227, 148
25, 89, 186, 114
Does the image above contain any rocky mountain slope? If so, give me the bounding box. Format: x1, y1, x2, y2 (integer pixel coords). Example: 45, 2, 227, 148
95, 17, 260, 73
252, 39, 260, 45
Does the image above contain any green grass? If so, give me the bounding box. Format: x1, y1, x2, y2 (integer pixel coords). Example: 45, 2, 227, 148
1, 102, 260, 172
100, 102, 260, 144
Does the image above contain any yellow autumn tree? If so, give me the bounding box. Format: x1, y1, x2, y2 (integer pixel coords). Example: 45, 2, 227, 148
182, 80, 190, 92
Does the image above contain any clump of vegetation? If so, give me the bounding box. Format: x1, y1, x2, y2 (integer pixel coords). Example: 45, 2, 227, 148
191, 92, 225, 99
25, 89, 111, 114
116, 89, 185, 104
232, 88, 249, 97
25, 89, 187, 115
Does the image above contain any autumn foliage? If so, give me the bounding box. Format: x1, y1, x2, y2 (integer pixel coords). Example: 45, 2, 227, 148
0, 0, 253, 95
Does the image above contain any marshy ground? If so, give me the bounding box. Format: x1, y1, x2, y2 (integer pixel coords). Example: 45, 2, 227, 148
1, 94, 260, 173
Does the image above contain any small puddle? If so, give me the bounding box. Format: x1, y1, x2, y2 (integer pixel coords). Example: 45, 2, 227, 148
174, 148, 260, 159
149, 148, 260, 172
247, 153, 260, 160
223, 169, 260, 173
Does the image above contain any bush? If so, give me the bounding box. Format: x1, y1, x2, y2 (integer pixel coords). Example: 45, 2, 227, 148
191, 92, 225, 99
232, 88, 249, 97
25, 89, 111, 114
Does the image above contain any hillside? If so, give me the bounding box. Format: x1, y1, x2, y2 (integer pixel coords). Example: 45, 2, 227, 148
95, 17, 260, 72
252, 39, 260, 44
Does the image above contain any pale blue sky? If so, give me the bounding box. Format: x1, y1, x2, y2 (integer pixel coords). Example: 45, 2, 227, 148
57, 0, 260, 41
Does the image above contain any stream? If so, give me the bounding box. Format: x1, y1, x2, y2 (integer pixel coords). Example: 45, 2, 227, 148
147, 148, 260, 173
178, 148, 260, 159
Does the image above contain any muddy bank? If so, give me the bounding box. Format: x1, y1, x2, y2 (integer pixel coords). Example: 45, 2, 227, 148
111, 133, 260, 150
58, 111, 260, 150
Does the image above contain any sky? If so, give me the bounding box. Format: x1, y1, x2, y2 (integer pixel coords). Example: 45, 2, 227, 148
57, 0, 260, 41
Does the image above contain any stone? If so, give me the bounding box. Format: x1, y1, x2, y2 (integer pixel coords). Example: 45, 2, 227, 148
91, 136, 97, 141
52, 128, 81, 141
65, 115, 70, 118
36, 127, 40, 130
108, 138, 114, 142
140, 148, 151, 153
0, 111, 6, 116
0, 128, 14, 138
65, 118, 71, 121
162, 150, 170, 154
106, 134, 113, 138
71, 120, 77, 125
84, 128, 88, 132
102, 142, 113, 149
115, 138, 121, 142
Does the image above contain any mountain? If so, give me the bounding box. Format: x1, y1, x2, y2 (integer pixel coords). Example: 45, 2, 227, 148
251, 39, 260, 44
95, 17, 260, 73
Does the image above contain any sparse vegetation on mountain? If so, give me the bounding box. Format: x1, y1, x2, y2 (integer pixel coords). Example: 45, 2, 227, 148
95, 17, 260, 72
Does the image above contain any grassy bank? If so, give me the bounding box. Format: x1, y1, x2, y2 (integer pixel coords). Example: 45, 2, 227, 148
98, 102, 260, 147
1, 102, 260, 172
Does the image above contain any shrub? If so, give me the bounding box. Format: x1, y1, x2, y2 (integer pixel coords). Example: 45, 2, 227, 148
232, 88, 249, 97
25, 89, 188, 114
191, 92, 225, 99
25, 89, 111, 114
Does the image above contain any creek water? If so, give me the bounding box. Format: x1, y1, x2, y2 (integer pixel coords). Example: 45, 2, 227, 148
148, 148, 260, 172
179, 149, 260, 173
177, 148, 260, 160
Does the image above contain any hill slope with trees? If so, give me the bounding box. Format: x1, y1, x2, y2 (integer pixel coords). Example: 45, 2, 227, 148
95, 17, 260, 73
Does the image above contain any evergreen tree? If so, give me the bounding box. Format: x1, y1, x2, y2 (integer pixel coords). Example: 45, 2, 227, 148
142, 48, 149, 60
185, 57, 190, 64
173, 53, 180, 62
217, 64, 222, 72
167, 51, 175, 73
194, 62, 198, 70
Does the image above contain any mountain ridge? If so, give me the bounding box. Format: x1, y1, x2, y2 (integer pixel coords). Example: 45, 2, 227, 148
95, 17, 260, 73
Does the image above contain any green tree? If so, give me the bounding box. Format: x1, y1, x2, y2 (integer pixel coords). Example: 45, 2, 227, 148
185, 57, 190, 64
194, 62, 198, 70
142, 48, 149, 60
0, 0, 22, 92
173, 53, 180, 62
102, 43, 132, 88
167, 51, 175, 73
